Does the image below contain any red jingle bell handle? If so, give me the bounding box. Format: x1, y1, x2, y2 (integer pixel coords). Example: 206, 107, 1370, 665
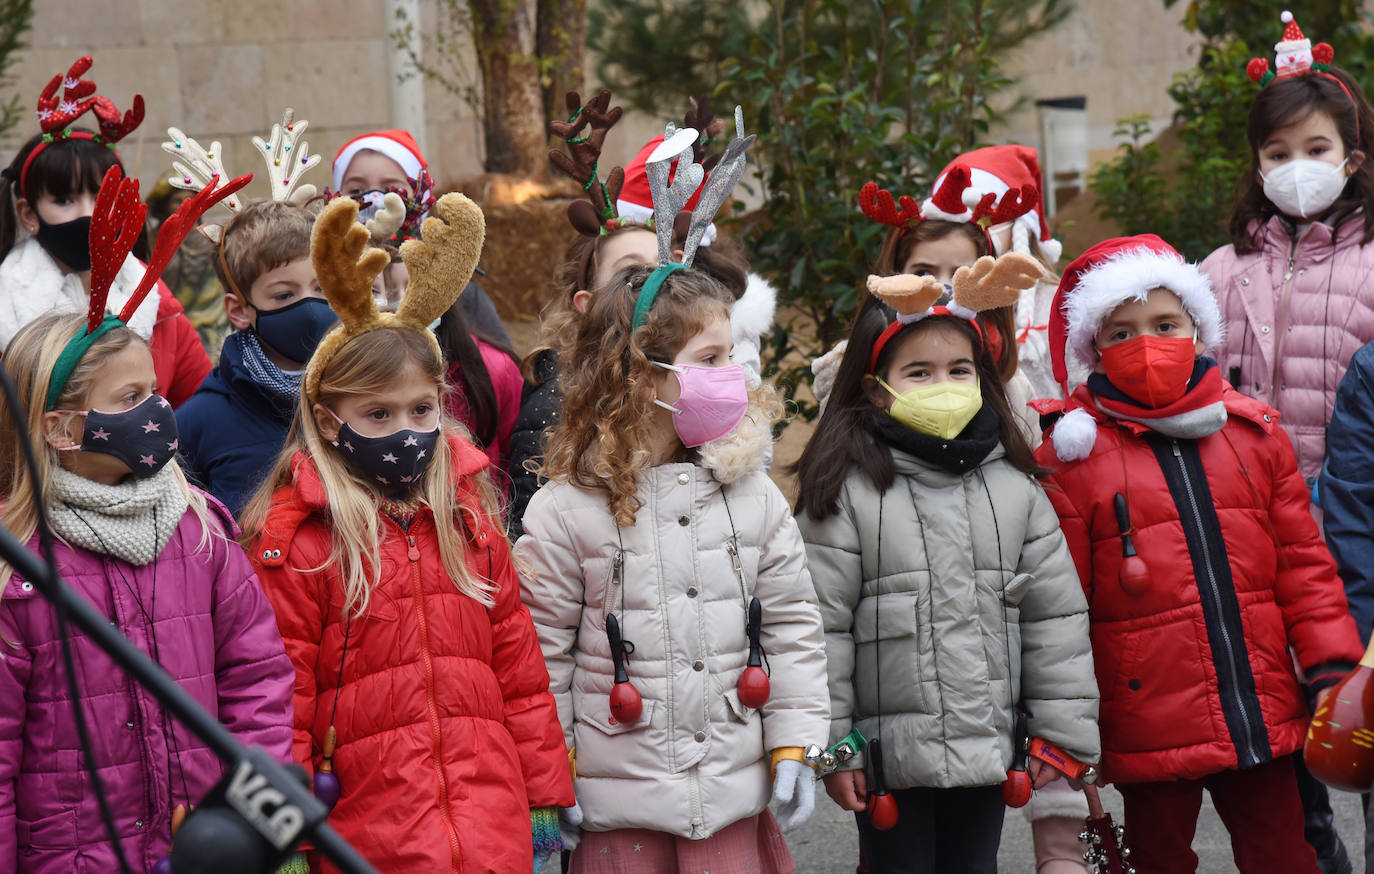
738, 596, 771, 709
1113, 492, 1150, 596
606, 613, 643, 724
865, 737, 900, 830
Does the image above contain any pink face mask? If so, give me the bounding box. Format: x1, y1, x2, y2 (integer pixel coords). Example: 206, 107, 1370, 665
653, 361, 749, 447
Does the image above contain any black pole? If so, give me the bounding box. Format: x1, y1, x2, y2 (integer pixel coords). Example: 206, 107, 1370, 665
0, 523, 379, 874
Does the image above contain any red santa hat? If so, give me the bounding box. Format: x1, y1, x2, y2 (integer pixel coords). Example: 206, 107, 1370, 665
921, 145, 1063, 264
616, 134, 716, 245
331, 129, 428, 192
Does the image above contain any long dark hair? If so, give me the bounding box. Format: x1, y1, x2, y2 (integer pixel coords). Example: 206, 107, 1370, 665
794, 295, 1042, 519
1230, 65, 1374, 252
1, 131, 149, 262
435, 293, 519, 448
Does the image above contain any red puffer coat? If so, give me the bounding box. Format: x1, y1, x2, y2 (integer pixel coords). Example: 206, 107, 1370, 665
1036, 385, 1362, 784
250, 433, 574, 873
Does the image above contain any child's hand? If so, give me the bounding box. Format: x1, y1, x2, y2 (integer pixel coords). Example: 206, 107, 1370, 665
822, 769, 869, 812
1027, 756, 1083, 791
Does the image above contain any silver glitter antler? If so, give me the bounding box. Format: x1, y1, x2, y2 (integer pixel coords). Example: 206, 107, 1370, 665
682, 106, 754, 267
252, 108, 321, 206
645, 122, 705, 266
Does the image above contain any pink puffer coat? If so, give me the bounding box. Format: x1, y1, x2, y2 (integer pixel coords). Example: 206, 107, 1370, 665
0, 496, 295, 874
1202, 212, 1374, 482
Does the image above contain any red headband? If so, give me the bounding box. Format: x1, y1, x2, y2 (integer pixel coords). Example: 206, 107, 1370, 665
868, 306, 985, 373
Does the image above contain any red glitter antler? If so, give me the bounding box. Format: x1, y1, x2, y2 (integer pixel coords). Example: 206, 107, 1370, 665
92, 93, 145, 145
120, 172, 253, 321
859, 181, 922, 229
971, 183, 1037, 226
87, 166, 147, 333
35, 56, 98, 134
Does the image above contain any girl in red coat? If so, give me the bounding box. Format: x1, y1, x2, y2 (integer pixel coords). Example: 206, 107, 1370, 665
1035, 234, 1364, 874
240, 195, 574, 873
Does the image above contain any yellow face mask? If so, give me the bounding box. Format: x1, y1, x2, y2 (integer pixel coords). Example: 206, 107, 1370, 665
878, 379, 983, 440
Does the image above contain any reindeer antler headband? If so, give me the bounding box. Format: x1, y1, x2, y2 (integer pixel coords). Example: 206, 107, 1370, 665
304, 192, 486, 402
631, 106, 755, 331
46, 166, 250, 410
549, 90, 627, 237
860, 168, 1038, 247
865, 254, 1046, 372
18, 56, 144, 199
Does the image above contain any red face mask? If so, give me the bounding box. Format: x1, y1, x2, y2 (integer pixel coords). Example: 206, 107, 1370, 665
1098, 334, 1197, 408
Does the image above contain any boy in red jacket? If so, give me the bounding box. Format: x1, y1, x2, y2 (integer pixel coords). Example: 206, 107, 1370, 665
1035, 234, 1363, 874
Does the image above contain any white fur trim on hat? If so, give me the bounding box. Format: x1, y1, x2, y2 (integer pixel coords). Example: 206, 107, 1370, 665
1051, 407, 1098, 462
616, 197, 717, 246
332, 136, 424, 192
1065, 247, 1223, 370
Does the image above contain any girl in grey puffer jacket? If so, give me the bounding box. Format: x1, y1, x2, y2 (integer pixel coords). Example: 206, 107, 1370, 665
795, 291, 1099, 874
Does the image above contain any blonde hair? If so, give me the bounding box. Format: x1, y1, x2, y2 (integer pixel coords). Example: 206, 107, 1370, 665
0, 313, 212, 588
239, 327, 498, 617
541, 264, 736, 526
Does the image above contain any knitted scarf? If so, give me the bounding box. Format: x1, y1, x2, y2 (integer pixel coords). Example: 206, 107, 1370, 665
226, 329, 302, 406
866, 405, 1001, 475
1084, 358, 1228, 441
48, 464, 189, 567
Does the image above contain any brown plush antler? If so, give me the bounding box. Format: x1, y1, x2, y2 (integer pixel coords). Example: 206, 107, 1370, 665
684, 96, 727, 171
859, 182, 922, 229
866, 273, 944, 316
549, 90, 625, 236
398, 193, 486, 330
950, 253, 1046, 313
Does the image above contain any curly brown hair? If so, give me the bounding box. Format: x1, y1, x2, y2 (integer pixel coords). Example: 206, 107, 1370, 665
540, 264, 735, 525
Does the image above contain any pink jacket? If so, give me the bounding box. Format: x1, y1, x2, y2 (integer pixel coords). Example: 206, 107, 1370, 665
0, 496, 295, 874
445, 338, 524, 472
1202, 212, 1374, 482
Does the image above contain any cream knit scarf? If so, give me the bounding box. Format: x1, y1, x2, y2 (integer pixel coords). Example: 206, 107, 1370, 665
49, 465, 188, 567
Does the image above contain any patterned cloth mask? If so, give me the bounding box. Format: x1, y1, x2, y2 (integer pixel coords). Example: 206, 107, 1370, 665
59, 394, 180, 477
329, 411, 440, 490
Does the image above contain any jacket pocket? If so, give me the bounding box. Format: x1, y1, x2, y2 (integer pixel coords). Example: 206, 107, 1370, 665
852, 588, 928, 715
577, 699, 656, 735
722, 688, 759, 725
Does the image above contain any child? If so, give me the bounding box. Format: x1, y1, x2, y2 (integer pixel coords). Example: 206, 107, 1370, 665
1037, 234, 1363, 874
1323, 336, 1374, 641
240, 195, 573, 873
516, 258, 828, 872
328, 128, 513, 349
795, 265, 1098, 874
176, 201, 335, 516
1202, 13, 1374, 488
0, 168, 294, 872
0, 56, 209, 406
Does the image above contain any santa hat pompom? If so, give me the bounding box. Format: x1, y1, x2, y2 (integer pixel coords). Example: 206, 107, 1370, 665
1051, 407, 1098, 462
1039, 236, 1064, 265
1281, 9, 1293, 24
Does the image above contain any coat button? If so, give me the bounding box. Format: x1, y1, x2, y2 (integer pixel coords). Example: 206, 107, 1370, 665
678, 515, 690, 526
694, 730, 706, 743
135, 820, 144, 829
272, 549, 281, 559
693, 660, 704, 671
686, 587, 698, 598
262, 550, 272, 560
677, 473, 689, 485
19, 582, 32, 592
126, 721, 134, 729
1241, 277, 1249, 285
1260, 325, 1270, 334
1264, 414, 1272, 422
1128, 679, 1141, 691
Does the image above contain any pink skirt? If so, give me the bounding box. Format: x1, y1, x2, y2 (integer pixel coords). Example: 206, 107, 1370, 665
569, 809, 795, 874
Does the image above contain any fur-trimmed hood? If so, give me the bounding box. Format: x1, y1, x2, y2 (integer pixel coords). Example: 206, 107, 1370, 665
699, 397, 775, 485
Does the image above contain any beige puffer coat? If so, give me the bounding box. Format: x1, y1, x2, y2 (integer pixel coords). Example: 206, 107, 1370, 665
515, 435, 829, 839
797, 444, 1099, 790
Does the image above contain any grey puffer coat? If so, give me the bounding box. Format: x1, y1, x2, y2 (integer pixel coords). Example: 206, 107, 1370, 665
797, 444, 1099, 790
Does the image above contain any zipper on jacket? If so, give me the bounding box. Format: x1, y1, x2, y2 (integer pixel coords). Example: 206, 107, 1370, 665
407, 533, 465, 870
1168, 440, 1266, 767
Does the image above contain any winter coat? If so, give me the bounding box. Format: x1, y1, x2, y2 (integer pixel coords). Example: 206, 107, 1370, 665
443, 337, 524, 475
1037, 384, 1364, 783
151, 286, 213, 409
514, 418, 829, 840
251, 433, 574, 874
1320, 338, 1374, 643
0, 493, 294, 874
176, 333, 296, 516
797, 443, 1099, 790
1202, 212, 1374, 482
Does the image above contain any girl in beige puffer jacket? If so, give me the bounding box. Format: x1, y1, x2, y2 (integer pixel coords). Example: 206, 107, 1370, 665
516, 263, 829, 874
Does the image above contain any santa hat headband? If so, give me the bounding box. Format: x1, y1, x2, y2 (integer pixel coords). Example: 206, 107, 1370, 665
1246, 10, 1357, 133
1047, 234, 1222, 394
17, 56, 144, 199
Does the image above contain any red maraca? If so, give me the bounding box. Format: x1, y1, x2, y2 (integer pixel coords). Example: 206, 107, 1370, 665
738, 597, 771, 709
865, 737, 900, 830
1114, 493, 1150, 596
606, 613, 643, 724
1001, 709, 1033, 807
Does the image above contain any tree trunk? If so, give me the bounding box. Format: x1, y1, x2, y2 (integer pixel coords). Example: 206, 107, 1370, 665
470, 0, 547, 176
537, 0, 587, 129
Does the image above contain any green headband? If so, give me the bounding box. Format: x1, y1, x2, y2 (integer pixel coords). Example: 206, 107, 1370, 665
45, 314, 124, 411
632, 262, 687, 331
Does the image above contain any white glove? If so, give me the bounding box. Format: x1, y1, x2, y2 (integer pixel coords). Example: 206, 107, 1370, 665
559, 801, 583, 852
771, 759, 815, 832
810, 340, 848, 416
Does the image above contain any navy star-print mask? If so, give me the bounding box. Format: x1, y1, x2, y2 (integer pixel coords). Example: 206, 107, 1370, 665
79, 394, 180, 478
332, 420, 440, 492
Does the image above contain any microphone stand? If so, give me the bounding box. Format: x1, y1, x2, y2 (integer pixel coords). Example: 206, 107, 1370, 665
0, 523, 378, 874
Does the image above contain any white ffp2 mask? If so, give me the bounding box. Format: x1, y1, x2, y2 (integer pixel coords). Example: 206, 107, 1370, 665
1261, 158, 1350, 219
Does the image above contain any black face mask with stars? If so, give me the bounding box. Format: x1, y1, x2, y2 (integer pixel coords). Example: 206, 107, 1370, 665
331, 418, 440, 491
77, 394, 180, 478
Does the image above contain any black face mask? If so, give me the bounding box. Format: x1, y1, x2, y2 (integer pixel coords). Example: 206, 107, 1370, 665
36, 215, 92, 272
252, 297, 339, 366
332, 419, 440, 491
76, 394, 180, 478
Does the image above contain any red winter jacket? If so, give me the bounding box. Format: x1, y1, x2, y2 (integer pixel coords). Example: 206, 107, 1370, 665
151, 282, 211, 408
1036, 385, 1362, 784
249, 433, 574, 873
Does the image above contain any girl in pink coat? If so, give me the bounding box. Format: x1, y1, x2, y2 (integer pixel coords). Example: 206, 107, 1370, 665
1201, 15, 1374, 487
